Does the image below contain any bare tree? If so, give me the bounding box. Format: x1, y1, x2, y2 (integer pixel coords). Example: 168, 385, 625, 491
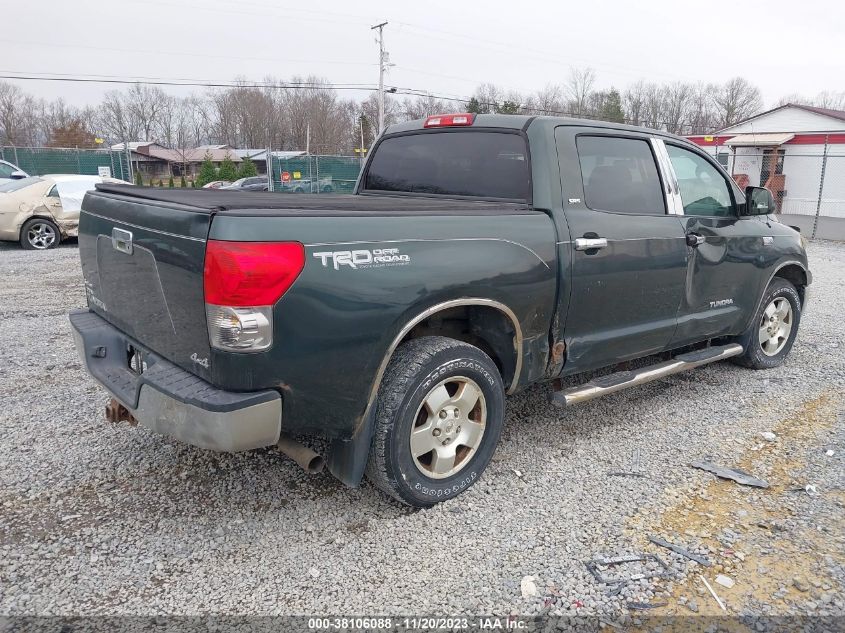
95, 90, 141, 143
0, 81, 41, 146
661, 82, 692, 134
812, 91, 845, 110
124, 84, 168, 141
686, 82, 718, 134
399, 95, 454, 120
565, 67, 596, 117
524, 84, 564, 116
623, 81, 648, 127
360, 92, 399, 147
713, 77, 762, 129
640, 83, 665, 130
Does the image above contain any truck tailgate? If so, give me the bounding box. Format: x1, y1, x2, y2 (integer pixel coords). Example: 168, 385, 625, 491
78, 190, 212, 377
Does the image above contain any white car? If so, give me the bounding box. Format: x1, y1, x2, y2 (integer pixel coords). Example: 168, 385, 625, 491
0, 159, 28, 184
0, 174, 129, 250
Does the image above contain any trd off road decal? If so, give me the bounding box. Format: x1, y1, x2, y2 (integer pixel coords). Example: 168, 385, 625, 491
312, 247, 411, 270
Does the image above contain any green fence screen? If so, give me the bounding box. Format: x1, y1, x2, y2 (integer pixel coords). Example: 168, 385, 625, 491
0, 147, 131, 181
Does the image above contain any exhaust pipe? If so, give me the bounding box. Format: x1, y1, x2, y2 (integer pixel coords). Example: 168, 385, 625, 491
276, 435, 325, 474
105, 397, 137, 425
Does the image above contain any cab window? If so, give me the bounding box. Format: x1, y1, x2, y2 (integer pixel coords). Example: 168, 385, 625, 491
576, 136, 665, 214
364, 131, 531, 201
666, 144, 733, 217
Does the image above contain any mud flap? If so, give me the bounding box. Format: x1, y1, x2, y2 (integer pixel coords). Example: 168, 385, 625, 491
326, 407, 377, 487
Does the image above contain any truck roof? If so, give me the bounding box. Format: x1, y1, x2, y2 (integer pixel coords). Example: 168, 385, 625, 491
386, 113, 693, 145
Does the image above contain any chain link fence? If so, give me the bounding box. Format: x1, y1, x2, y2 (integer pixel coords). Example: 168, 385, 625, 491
707, 141, 845, 240
269, 154, 362, 193
0, 146, 365, 193
1, 146, 131, 181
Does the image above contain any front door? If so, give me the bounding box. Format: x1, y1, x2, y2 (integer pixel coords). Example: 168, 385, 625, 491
554, 127, 688, 375
662, 141, 764, 346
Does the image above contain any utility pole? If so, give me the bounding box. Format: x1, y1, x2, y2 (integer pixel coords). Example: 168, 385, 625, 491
371, 21, 388, 136
123, 136, 133, 183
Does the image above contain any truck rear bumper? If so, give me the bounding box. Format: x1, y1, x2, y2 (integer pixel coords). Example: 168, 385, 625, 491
69, 309, 282, 452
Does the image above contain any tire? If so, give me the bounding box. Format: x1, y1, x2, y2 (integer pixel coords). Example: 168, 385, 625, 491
365, 336, 505, 507
20, 217, 60, 250
732, 277, 801, 369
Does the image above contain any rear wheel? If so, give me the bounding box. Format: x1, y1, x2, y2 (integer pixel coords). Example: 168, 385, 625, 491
21, 218, 60, 250
365, 336, 505, 507
732, 278, 801, 369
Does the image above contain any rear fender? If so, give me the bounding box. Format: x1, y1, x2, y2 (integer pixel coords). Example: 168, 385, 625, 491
327, 297, 522, 487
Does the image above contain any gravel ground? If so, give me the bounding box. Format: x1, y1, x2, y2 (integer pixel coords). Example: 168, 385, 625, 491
0, 239, 843, 619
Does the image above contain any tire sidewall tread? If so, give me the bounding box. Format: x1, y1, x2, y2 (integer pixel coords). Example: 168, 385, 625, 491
365, 336, 505, 507
734, 278, 801, 369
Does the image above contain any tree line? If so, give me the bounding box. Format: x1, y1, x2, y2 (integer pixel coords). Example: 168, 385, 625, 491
1, 72, 843, 154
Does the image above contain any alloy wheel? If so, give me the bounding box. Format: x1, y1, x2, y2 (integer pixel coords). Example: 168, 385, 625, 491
758, 297, 793, 356
409, 376, 487, 479
27, 222, 57, 250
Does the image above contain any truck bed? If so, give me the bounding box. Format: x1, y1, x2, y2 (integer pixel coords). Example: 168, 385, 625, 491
94, 184, 533, 217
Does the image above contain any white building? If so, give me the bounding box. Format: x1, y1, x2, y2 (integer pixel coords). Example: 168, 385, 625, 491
687, 104, 845, 221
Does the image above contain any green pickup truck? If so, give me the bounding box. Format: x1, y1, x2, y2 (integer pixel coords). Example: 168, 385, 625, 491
70, 113, 811, 506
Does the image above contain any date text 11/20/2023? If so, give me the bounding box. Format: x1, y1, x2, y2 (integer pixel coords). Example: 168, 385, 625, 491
307, 616, 528, 630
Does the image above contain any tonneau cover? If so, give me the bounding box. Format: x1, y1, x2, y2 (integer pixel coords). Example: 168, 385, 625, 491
92, 184, 533, 216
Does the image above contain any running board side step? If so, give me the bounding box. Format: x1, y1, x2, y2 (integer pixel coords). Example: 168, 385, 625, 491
550, 343, 743, 407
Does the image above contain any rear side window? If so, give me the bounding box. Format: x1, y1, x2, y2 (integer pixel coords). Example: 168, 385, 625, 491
364, 131, 530, 201
576, 136, 665, 214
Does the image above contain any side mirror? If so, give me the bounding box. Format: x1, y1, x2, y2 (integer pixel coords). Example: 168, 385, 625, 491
743, 186, 775, 216
10, 170, 27, 180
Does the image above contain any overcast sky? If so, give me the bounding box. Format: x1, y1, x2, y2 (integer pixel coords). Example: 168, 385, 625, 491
5, 0, 843, 107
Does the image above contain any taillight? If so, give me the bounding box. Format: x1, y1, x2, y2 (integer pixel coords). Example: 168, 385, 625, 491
423, 113, 475, 128
204, 240, 305, 352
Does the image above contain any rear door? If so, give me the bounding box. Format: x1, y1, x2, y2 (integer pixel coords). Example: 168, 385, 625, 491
555, 127, 688, 374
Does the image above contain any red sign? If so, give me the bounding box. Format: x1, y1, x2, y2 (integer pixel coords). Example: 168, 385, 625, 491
281, 171, 291, 182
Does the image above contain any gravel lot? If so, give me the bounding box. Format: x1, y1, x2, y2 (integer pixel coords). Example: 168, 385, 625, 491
0, 239, 843, 619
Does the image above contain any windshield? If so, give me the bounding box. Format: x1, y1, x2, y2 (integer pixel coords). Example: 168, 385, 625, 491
363, 131, 531, 201
0, 176, 43, 193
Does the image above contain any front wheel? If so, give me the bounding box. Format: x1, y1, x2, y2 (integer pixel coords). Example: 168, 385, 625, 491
365, 336, 505, 507
732, 277, 802, 369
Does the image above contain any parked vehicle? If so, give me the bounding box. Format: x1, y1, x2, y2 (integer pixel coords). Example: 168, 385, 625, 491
70, 113, 811, 507
221, 176, 268, 192
0, 174, 128, 250
202, 180, 231, 189
281, 177, 334, 193
0, 159, 28, 184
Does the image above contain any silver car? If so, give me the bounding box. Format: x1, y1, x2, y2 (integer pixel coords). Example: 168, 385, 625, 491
0, 159, 28, 184
0, 174, 128, 250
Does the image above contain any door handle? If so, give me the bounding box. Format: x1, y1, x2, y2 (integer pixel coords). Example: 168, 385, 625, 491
574, 237, 608, 251
686, 233, 706, 247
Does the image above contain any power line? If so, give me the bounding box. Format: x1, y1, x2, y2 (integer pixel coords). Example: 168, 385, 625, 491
0, 73, 378, 92
0, 38, 376, 68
